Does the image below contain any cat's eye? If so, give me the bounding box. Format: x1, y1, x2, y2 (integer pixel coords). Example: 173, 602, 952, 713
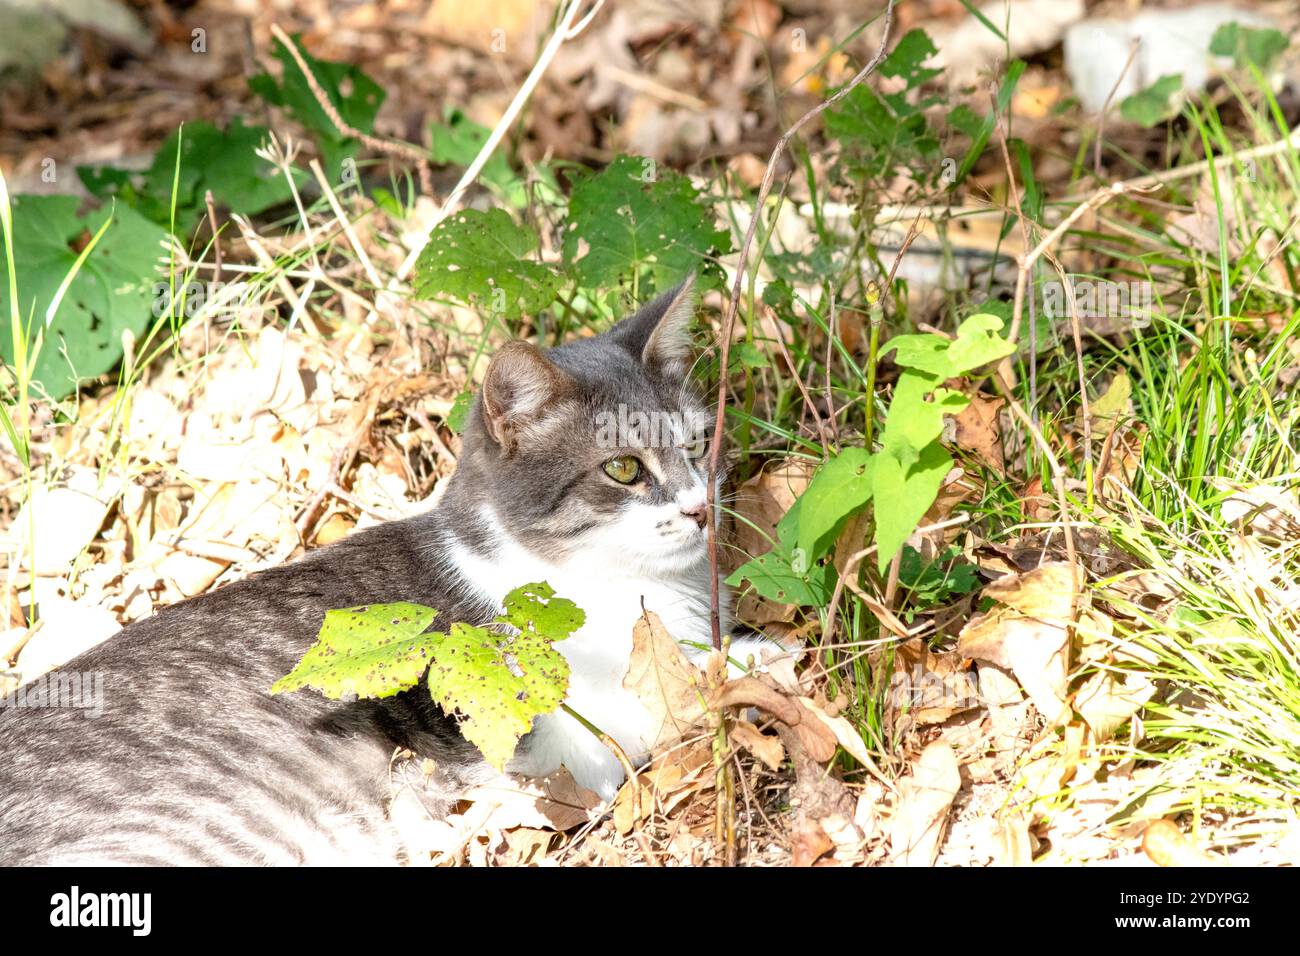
603, 455, 642, 484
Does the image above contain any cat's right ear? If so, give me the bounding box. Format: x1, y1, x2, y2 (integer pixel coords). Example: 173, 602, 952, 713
480, 342, 572, 452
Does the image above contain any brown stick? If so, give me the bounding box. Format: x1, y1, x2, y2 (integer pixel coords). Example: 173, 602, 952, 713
269, 24, 434, 198
705, 0, 897, 650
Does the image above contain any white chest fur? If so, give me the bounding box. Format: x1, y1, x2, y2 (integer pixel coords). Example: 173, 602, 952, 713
442, 513, 724, 799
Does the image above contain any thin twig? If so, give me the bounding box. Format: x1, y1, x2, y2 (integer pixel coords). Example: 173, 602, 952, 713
393, 0, 606, 284
706, 0, 897, 650
269, 23, 434, 197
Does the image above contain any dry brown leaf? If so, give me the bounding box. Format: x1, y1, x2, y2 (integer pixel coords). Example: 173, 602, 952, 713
1074, 669, 1155, 741
622, 610, 708, 750
953, 391, 1005, 473
791, 816, 834, 867
729, 719, 784, 771
1143, 820, 1221, 867
958, 562, 1081, 727
889, 741, 961, 867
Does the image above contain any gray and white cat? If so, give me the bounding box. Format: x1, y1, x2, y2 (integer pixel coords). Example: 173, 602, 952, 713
0, 278, 768, 865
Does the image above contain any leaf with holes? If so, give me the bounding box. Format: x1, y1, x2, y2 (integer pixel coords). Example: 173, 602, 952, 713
563, 155, 731, 294
500, 581, 586, 639
0, 195, 167, 400
426, 621, 571, 770
270, 603, 440, 700
414, 209, 560, 319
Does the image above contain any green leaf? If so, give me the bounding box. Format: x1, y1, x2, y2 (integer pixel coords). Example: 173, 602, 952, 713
1119, 74, 1183, 128
563, 155, 731, 293
795, 447, 874, 561
877, 29, 943, 104
271, 603, 441, 700
429, 108, 527, 207
873, 441, 953, 574
79, 120, 298, 235
426, 620, 571, 770
249, 35, 386, 181
884, 312, 1012, 379
1209, 22, 1288, 69
499, 581, 585, 639
879, 368, 966, 463
274, 582, 579, 771
898, 546, 979, 619
725, 547, 835, 607
413, 208, 560, 319
883, 332, 952, 376
945, 312, 1016, 373
0, 196, 167, 399
729, 341, 770, 372
445, 389, 473, 433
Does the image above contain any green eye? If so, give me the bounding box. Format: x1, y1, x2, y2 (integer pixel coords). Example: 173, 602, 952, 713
603, 455, 642, 484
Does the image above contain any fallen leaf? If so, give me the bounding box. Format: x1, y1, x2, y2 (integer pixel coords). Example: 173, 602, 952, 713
958, 562, 1081, 727
729, 719, 784, 770
791, 816, 834, 867
9, 467, 116, 575
622, 610, 709, 749
889, 741, 961, 866
953, 390, 1005, 472
1143, 819, 1220, 867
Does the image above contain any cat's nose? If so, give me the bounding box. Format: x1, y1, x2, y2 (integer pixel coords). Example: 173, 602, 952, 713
681, 501, 708, 529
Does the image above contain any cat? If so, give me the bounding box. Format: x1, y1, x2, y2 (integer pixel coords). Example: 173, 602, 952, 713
0, 277, 771, 865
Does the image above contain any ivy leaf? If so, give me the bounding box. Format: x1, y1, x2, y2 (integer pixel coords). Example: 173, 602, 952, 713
563, 155, 731, 294
249, 35, 386, 181
1120, 74, 1183, 128
426, 621, 571, 770
795, 447, 874, 561
0, 196, 166, 399
883, 332, 952, 376
270, 603, 440, 700
873, 442, 953, 574
413, 208, 560, 319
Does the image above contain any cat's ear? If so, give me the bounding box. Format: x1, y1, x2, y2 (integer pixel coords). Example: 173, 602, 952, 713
480, 342, 572, 452
612, 275, 697, 374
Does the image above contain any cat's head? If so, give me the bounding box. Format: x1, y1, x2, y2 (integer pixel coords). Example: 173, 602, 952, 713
454, 278, 716, 576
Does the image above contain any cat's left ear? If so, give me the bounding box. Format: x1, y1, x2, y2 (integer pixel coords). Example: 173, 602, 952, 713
612, 275, 697, 374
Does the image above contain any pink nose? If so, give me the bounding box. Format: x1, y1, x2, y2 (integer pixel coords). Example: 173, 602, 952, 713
681, 502, 708, 529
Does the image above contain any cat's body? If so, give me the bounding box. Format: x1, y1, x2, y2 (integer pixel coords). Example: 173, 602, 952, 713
0, 279, 758, 865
